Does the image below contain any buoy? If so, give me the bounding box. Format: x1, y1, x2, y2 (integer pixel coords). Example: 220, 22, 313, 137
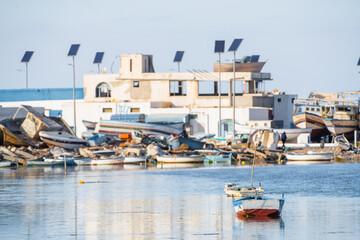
78, 181, 85, 184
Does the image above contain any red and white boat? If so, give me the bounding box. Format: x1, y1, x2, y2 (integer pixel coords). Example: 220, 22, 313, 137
232, 194, 285, 218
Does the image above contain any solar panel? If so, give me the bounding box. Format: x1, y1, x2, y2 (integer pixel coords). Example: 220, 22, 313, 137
358, 57, 360, 66
68, 44, 80, 56
21, 51, 34, 63
250, 55, 260, 63
214, 40, 225, 53
173, 51, 184, 62
228, 39, 243, 52
93, 52, 104, 64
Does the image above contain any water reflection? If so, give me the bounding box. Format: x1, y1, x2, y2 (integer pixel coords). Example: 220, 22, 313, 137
233, 216, 285, 239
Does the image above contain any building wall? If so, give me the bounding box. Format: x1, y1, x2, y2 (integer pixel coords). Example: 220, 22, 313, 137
273, 94, 297, 128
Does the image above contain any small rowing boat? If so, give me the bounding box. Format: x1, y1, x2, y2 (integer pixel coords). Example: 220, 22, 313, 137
286, 151, 333, 161
232, 194, 285, 218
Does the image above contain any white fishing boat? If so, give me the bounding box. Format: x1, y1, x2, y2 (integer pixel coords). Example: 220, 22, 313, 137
123, 155, 147, 164
156, 154, 205, 163
204, 153, 232, 164
285, 151, 333, 161
0, 161, 12, 168
90, 156, 125, 165
224, 183, 264, 198
39, 131, 88, 149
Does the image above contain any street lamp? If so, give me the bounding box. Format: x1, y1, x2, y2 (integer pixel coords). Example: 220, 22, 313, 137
20, 51, 34, 89
228, 38, 243, 140
67, 44, 80, 136
214, 40, 225, 137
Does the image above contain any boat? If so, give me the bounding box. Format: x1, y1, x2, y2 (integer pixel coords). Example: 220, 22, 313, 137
232, 194, 285, 218
334, 135, 352, 151
123, 155, 147, 164
156, 154, 205, 163
292, 102, 328, 140
0, 161, 12, 168
82, 120, 97, 131
43, 155, 76, 165
204, 153, 232, 164
168, 135, 206, 150
96, 119, 182, 138
236, 122, 312, 143
293, 92, 360, 138
39, 131, 88, 149
285, 151, 333, 161
230, 129, 285, 218
90, 156, 125, 165
224, 183, 264, 197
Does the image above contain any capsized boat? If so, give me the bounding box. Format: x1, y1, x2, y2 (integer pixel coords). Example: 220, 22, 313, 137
224, 183, 264, 198
232, 194, 285, 218
285, 151, 333, 161
39, 131, 88, 149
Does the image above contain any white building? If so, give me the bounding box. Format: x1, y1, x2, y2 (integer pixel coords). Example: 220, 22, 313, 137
60, 54, 296, 137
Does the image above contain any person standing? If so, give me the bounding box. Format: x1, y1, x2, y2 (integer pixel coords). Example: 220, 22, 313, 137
281, 132, 287, 149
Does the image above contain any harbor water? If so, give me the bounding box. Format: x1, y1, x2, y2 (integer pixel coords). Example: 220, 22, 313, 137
1, 163, 360, 239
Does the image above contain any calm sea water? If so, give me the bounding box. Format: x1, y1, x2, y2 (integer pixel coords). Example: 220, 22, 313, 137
0, 162, 359, 240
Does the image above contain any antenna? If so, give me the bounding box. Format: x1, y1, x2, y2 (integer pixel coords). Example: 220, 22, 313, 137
68, 44, 80, 136
173, 51, 184, 72
93, 52, 105, 74
21, 51, 34, 89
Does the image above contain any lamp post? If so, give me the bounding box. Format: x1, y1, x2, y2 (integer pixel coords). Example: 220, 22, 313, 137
67, 44, 80, 136
228, 39, 243, 140
20, 51, 34, 89
214, 40, 225, 137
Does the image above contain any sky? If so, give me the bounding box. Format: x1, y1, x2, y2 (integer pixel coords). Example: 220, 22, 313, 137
1, 0, 360, 98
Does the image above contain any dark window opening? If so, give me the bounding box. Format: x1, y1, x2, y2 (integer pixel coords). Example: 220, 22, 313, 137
133, 81, 139, 88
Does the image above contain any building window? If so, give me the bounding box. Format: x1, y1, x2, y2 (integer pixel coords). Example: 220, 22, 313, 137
130, 59, 132, 72
96, 82, 111, 98
277, 98, 281, 102
170, 81, 187, 96
102, 108, 112, 113
133, 81, 139, 88
292, 98, 295, 103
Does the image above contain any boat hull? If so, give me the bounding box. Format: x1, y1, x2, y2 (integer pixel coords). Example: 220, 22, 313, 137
293, 112, 325, 130
97, 120, 182, 138
232, 196, 285, 218
123, 156, 147, 164
323, 119, 358, 135
286, 152, 333, 161
90, 157, 124, 165
39, 131, 88, 149
157, 155, 205, 163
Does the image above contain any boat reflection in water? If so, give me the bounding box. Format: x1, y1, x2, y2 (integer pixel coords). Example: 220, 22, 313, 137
233, 215, 285, 239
